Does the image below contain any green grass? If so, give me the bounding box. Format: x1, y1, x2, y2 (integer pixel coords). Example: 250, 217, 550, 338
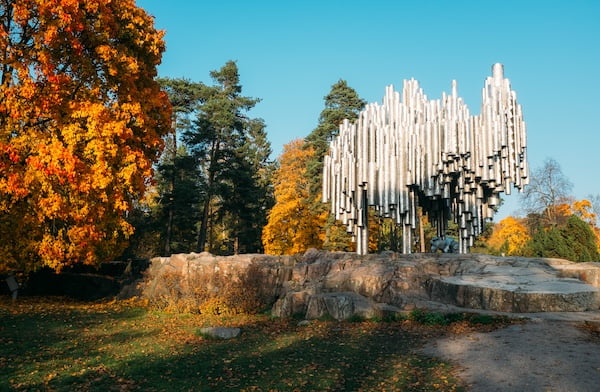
0, 298, 502, 391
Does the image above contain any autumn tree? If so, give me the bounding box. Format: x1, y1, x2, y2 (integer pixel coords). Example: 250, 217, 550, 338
521, 158, 573, 226
588, 194, 600, 226
0, 0, 171, 272
304, 80, 366, 250
262, 139, 324, 255
486, 216, 531, 255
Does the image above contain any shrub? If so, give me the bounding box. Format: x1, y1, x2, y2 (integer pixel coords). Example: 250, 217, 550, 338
140, 263, 272, 314
409, 309, 451, 325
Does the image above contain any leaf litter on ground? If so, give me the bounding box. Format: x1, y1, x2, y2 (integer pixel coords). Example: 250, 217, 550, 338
1, 297, 515, 391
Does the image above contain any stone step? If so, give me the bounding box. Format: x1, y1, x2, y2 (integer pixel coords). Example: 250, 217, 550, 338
427, 274, 600, 312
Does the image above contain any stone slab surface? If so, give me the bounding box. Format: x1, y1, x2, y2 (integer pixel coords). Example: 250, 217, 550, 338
428, 261, 600, 312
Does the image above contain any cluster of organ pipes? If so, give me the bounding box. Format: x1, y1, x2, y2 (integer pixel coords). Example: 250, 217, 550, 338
322, 64, 529, 255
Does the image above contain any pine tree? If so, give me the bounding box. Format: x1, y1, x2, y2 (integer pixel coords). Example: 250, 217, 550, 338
525, 215, 599, 262
304, 80, 366, 250
305, 80, 367, 195
156, 78, 204, 255
183, 61, 272, 254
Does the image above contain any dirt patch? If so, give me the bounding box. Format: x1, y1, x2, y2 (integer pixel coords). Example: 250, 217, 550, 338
421, 319, 600, 391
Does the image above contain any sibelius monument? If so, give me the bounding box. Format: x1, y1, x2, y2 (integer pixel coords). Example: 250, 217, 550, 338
322, 64, 528, 255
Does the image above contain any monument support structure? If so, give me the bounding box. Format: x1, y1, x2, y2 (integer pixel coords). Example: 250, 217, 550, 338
322, 64, 529, 255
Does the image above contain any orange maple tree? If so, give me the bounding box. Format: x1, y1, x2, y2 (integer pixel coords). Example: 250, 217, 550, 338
262, 139, 325, 255
554, 199, 597, 225
0, 0, 171, 272
487, 216, 531, 256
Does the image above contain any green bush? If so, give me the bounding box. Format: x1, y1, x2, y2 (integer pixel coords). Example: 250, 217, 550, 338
409, 309, 452, 325
525, 215, 599, 262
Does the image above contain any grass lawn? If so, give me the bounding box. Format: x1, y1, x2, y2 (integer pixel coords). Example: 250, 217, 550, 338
0, 297, 506, 391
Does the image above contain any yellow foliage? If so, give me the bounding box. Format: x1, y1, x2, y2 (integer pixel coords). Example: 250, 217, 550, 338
487, 216, 531, 255
551, 199, 596, 225
570, 200, 597, 225
262, 139, 325, 254
0, 0, 171, 272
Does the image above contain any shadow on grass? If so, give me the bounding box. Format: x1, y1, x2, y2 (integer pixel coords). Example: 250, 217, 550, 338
0, 299, 150, 390
1, 299, 463, 391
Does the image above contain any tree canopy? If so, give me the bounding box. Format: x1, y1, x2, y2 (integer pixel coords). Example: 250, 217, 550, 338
303, 80, 366, 251
524, 215, 599, 262
0, 0, 171, 272
486, 216, 531, 256
521, 158, 573, 226
263, 139, 323, 255
182, 61, 274, 254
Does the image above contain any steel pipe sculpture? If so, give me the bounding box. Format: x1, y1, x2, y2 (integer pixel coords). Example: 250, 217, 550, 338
322, 64, 528, 255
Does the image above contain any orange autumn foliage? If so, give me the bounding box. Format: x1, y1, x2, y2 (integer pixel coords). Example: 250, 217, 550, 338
0, 0, 171, 272
262, 139, 325, 255
553, 199, 600, 251
487, 216, 531, 255
569, 199, 600, 252
554, 199, 597, 225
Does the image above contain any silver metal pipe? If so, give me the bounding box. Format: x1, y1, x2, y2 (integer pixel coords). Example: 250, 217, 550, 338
322, 64, 528, 254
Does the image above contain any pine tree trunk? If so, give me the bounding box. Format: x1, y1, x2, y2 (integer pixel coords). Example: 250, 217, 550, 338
164, 208, 173, 255
197, 138, 220, 252
197, 199, 210, 252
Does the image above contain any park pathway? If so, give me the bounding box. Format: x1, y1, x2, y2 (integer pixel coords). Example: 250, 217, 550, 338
421, 313, 600, 392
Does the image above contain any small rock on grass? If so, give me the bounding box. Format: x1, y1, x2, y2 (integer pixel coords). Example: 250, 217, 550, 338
199, 327, 241, 339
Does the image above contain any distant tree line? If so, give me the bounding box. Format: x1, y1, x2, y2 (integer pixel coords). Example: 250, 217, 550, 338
474, 159, 600, 261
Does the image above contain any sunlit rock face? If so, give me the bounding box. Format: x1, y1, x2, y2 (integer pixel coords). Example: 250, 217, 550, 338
271, 250, 600, 318
322, 64, 528, 254
143, 251, 600, 319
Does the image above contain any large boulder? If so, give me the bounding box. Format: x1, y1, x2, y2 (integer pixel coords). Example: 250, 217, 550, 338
272, 250, 600, 318
143, 252, 297, 311
142, 249, 600, 318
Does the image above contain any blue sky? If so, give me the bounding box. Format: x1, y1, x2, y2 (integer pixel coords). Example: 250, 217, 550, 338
137, 0, 600, 220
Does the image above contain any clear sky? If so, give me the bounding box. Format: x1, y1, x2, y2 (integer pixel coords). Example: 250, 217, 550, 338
137, 0, 600, 221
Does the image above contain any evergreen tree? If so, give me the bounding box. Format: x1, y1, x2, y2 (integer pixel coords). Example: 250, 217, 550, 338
217, 121, 275, 254
238, 119, 276, 252
156, 78, 204, 255
183, 61, 272, 254
304, 80, 366, 250
124, 78, 204, 257
525, 215, 599, 262
155, 147, 203, 254
560, 215, 599, 261
305, 80, 367, 195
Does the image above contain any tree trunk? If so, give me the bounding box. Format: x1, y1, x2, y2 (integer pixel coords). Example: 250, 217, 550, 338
164, 120, 177, 255
197, 138, 220, 252
197, 198, 211, 252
